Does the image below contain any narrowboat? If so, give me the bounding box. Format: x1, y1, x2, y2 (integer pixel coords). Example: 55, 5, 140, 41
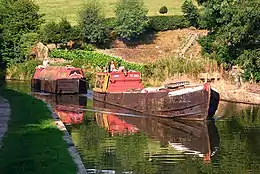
95, 112, 220, 162
31, 65, 88, 94
93, 71, 219, 120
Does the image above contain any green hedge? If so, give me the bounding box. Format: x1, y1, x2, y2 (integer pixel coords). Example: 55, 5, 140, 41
49, 49, 144, 72
105, 17, 118, 30
148, 15, 189, 31
104, 15, 190, 32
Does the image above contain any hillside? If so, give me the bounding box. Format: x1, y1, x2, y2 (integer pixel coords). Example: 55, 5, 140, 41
35, 0, 198, 24
97, 28, 208, 63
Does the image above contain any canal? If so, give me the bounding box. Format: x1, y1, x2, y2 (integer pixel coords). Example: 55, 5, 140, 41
6, 81, 260, 174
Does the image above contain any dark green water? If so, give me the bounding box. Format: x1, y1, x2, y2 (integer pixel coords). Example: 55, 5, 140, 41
5, 81, 260, 174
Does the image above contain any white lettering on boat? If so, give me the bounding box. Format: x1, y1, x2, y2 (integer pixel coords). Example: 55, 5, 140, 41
113, 75, 119, 78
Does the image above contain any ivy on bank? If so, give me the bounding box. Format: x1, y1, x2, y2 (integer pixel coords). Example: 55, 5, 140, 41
49, 49, 144, 72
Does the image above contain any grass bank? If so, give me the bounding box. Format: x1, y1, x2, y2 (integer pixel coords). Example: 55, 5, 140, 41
35, 0, 197, 24
0, 88, 77, 174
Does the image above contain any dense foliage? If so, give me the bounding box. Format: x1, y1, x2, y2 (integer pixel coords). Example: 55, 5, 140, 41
19, 32, 40, 60
114, 0, 149, 40
40, 18, 81, 45
197, 0, 260, 81
0, 0, 44, 64
49, 49, 144, 72
148, 15, 188, 31
78, 0, 109, 44
181, 0, 199, 28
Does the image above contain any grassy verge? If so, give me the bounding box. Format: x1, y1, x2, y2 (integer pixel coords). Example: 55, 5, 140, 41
35, 0, 196, 24
0, 88, 77, 174
6, 60, 41, 81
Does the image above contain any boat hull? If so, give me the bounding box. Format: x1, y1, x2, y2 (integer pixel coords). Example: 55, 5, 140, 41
31, 78, 88, 94
93, 85, 219, 120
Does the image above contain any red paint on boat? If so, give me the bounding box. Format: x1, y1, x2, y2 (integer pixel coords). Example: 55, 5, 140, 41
31, 66, 88, 94
106, 114, 140, 135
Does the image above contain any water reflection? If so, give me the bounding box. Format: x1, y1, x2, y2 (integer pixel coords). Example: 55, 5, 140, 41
6, 81, 260, 173
33, 93, 87, 125
95, 113, 220, 162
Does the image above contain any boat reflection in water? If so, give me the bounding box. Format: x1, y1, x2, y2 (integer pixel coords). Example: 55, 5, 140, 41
95, 112, 220, 163
33, 93, 87, 125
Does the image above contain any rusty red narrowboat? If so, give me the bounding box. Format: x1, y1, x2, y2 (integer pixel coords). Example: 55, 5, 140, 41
93, 71, 219, 120
31, 65, 88, 94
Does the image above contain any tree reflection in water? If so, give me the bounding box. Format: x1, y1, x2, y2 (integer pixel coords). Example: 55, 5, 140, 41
26, 91, 260, 174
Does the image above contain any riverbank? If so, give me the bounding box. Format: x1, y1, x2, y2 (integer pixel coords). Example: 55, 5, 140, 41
0, 88, 78, 174
164, 75, 260, 105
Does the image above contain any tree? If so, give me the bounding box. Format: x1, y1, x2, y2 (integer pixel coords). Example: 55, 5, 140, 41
40, 18, 79, 45
0, 0, 44, 63
78, 0, 109, 44
197, 0, 260, 81
40, 21, 60, 44
58, 18, 74, 44
181, 0, 199, 28
115, 0, 149, 40
19, 32, 40, 60
159, 6, 168, 14
0, 2, 4, 68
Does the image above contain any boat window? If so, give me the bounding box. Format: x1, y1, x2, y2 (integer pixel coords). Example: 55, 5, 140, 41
70, 70, 81, 75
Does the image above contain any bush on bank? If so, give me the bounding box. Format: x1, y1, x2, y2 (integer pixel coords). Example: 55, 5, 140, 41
148, 15, 189, 31
49, 49, 144, 72
6, 60, 41, 80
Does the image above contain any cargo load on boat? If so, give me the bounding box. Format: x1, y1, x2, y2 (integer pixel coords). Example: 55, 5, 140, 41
31, 65, 88, 94
93, 66, 219, 120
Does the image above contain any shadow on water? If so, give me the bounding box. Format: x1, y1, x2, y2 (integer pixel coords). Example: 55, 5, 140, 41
6, 81, 260, 174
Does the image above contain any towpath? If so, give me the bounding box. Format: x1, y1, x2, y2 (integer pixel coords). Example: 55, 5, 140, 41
0, 96, 10, 148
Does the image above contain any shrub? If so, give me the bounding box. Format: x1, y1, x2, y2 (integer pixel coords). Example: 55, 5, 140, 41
148, 15, 189, 31
159, 6, 168, 14
19, 32, 40, 59
40, 18, 80, 45
6, 60, 41, 80
40, 22, 60, 44
58, 18, 74, 44
105, 17, 118, 30
237, 49, 260, 82
115, 0, 149, 40
78, 0, 109, 44
81, 43, 96, 51
181, 0, 199, 28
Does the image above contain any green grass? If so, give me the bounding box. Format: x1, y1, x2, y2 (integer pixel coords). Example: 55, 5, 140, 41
0, 88, 77, 174
35, 0, 198, 24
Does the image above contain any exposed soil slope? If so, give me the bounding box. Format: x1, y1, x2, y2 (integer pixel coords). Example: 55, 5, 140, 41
97, 28, 208, 63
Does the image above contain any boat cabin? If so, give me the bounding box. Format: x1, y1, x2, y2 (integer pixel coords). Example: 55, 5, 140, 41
33, 66, 85, 80
93, 71, 144, 93
31, 65, 87, 94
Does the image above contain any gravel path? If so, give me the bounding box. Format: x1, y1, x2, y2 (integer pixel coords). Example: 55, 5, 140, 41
0, 97, 11, 148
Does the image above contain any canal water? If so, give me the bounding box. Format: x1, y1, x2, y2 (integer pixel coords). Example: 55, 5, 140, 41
5, 81, 260, 174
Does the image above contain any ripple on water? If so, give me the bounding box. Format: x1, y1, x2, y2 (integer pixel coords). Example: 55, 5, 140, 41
5, 81, 260, 174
